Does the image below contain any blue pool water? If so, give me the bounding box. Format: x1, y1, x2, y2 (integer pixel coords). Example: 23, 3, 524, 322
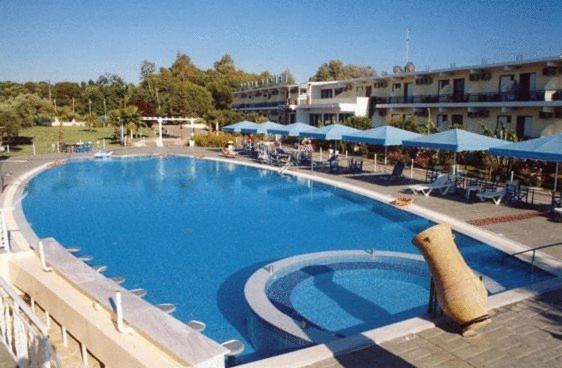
22, 157, 551, 361
267, 258, 430, 339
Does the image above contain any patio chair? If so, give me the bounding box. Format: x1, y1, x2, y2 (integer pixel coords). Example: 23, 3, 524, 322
476, 188, 506, 205
504, 180, 529, 205
347, 158, 363, 173
376, 161, 405, 184
550, 191, 561, 214
329, 158, 340, 173
408, 173, 452, 196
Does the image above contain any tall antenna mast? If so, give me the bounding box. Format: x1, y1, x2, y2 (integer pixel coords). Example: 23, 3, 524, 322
405, 28, 411, 63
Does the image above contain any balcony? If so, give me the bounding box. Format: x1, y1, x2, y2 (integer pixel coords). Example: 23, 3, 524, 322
374, 89, 562, 105
231, 101, 289, 110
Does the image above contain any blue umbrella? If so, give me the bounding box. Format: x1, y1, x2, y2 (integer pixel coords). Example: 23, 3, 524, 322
300, 123, 361, 141
402, 128, 506, 152
490, 133, 562, 192
241, 121, 285, 135
267, 122, 318, 137
222, 120, 258, 133
342, 125, 423, 167
403, 128, 506, 174
342, 126, 422, 146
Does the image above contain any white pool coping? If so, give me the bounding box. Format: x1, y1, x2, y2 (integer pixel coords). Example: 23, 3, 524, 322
244, 250, 427, 344
3, 154, 562, 368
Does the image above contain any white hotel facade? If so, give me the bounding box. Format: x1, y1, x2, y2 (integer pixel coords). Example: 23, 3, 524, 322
231, 55, 562, 139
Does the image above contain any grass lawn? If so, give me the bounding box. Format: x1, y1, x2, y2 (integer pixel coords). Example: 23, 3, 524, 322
2, 126, 154, 157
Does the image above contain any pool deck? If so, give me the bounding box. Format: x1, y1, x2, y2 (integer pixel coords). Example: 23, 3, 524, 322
305, 288, 562, 368
1, 146, 561, 367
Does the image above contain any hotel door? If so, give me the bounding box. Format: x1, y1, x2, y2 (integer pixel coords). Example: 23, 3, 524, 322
453, 79, 465, 101
404, 83, 413, 103
516, 116, 531, 140
519, 73, 536, 101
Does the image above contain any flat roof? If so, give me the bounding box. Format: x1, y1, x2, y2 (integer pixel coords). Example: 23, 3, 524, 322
234, 54, 562, 93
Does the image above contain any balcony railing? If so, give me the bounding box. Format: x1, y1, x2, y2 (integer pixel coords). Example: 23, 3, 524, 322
375, 89, 562, 105
0, 276, 61, 367
231, 101, 289, 109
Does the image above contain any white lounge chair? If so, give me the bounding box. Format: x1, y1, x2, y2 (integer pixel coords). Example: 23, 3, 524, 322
408, 174, 452, 197
476, 188, 506, 205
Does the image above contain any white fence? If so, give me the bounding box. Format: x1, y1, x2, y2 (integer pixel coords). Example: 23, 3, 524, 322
0, 277, 60, 368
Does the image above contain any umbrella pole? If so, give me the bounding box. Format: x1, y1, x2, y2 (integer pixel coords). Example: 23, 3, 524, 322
453, 152, 457, 175
555, 162, 559, 193
374, 153, 377, 172
384, 146, 388, 172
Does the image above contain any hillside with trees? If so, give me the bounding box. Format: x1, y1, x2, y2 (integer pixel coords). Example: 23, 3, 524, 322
0, 53, 285, 138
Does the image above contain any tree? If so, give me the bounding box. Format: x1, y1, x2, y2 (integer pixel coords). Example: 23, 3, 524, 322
0, 104, 22, 136
166, 81, 213, 117
213, 54, 236, 75
389, 116, 423, 133
206, 79, 233, 110
10, 94, 53, 126
310, 60, 375, 81
343, 116, 372, 130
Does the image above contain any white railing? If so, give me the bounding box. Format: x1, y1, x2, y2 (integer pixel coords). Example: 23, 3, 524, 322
0, 208, 11, 252
0, 277, 61, 368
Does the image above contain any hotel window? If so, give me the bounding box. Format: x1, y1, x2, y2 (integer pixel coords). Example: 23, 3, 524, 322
452, 114, 463, 127
334, 88, 344, 95
438, 80, 449, 94
437, 114, 448, 129
495, 115, 512, 137
320, 89, 333, 99
392, 83, 401, 92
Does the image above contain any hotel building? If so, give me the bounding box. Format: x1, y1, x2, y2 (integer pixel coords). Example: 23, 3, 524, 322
231, 55, 562, 139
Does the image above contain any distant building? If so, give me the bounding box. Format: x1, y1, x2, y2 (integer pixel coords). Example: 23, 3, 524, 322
49, 118, 86, 127
231, 55, 562, 139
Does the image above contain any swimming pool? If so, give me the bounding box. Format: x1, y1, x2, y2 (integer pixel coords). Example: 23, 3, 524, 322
22, 156, 551, 362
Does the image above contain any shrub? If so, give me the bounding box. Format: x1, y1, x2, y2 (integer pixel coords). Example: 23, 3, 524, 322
193, 132, 237, 147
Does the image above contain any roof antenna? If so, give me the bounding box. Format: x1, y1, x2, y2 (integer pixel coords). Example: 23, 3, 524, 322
405, 28, 411, 63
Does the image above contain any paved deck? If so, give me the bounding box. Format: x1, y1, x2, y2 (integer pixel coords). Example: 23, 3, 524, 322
305, 289, 562, 368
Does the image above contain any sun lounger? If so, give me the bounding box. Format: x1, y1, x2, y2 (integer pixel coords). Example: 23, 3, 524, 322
257, 151, 272, 165
376, 161, 405, 184
408, 174, 452, 196
476, 189, 506, 205
221, 148, 237, 158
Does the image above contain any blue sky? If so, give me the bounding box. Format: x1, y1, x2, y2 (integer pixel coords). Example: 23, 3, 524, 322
1, 0, 561, 83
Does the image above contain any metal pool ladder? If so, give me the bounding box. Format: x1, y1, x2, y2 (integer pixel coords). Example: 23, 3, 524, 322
506, 241, 562, 273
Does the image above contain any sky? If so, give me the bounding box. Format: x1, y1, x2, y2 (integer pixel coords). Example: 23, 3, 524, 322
1, 0, 561, 84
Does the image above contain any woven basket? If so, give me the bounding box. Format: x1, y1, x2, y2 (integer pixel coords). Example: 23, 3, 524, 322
413, 224, 489, 334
